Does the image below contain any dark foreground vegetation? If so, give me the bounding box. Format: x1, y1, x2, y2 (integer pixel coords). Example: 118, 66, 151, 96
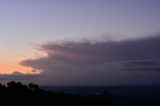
0, 81, 112, 105
0, 81, 160, 106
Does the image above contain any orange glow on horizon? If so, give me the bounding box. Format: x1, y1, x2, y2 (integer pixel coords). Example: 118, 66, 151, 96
0, 62, 43, 75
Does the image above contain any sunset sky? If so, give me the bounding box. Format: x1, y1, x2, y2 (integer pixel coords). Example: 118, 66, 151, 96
1, 0, 160, 85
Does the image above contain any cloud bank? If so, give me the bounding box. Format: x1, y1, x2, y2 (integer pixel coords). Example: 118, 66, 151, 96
0, 71, 43, 84
20, 35, 160, 85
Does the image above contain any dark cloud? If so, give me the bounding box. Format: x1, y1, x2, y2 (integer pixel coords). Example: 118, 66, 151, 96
124, 67, 160, 71
20, 35, 160, 85
125, 60, 160, 67
0, 71, 43, 81
123, 60, 160, 71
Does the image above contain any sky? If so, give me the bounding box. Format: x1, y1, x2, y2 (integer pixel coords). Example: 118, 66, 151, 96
0, 0, 160, 85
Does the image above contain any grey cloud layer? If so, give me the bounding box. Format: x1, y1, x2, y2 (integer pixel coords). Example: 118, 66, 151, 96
124, 60, 160, 71
0, 71, 42, 81
20, 35, 160, 85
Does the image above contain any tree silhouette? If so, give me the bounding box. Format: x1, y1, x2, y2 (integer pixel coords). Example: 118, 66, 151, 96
29, 83, 39, 91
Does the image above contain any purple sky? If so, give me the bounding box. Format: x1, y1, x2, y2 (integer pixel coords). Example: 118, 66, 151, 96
0, 0, 160, 85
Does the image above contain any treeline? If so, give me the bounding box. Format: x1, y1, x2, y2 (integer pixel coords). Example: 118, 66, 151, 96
0, 81, 112, 105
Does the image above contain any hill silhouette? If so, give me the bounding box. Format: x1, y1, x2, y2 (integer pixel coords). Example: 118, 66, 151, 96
1, 81, 160, 105
0, 81, 112, 105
